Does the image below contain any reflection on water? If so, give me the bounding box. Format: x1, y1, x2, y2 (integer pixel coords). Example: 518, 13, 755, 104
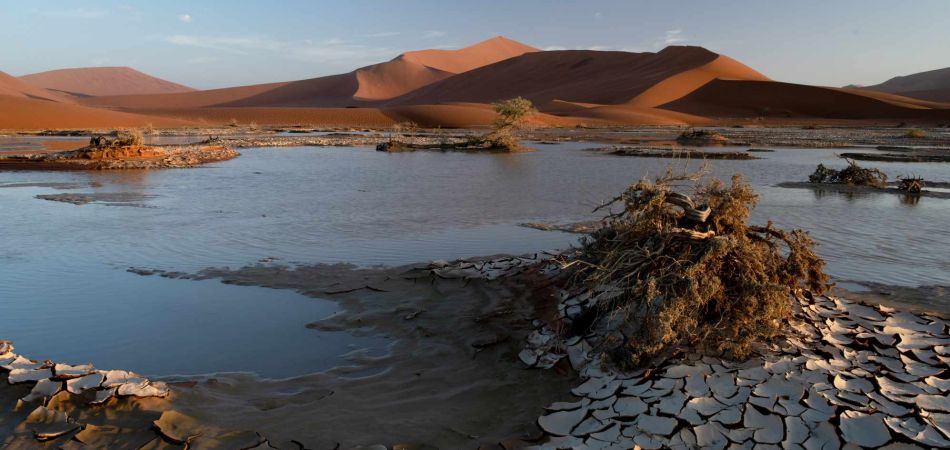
2, 141, 949, 375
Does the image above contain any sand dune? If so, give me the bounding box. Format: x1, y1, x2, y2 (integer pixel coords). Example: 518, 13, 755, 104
626, 55, 769, 107
123, 106, 398, 128
81, 82, 289, 110
401, 36, 539, 73
0, 95, 193, 129
388, 46, 722, 107
0, 71, 65, 102
863, 66, 950, 102
661, 79, 950, 121
83, 37, 537, 110
6, 38, 949, 130
20, 67, 194, 98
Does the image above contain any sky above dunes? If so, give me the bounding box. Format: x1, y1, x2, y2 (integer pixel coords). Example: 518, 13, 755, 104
2, 0, 949, 90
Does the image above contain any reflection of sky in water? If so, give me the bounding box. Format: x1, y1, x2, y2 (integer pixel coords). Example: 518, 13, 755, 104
2, 142, 949, 373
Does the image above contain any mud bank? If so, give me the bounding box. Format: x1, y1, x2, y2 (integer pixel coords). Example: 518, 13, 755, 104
0, 143, 238, 170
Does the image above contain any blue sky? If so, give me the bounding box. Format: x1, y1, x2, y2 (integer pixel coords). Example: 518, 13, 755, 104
2, 0, 949, 90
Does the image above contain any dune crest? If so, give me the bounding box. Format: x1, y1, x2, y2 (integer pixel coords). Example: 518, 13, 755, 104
401, 36, 539, 73
627, 55, 769, 108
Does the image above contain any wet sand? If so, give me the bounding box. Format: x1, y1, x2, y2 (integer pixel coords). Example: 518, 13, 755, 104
127, 262, 573, 448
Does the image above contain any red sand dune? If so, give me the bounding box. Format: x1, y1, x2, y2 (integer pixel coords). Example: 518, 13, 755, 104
6, 37, 950, 130
0, 71, 65, 102
20, 67, 194, 98
401, 36, 539, 73
0, 95, 193, 129
387, 46, 723, 107
83, 37, 537, 110
661, 79, 950, 121
81, 82, 289, 110
627, 55, 769, 108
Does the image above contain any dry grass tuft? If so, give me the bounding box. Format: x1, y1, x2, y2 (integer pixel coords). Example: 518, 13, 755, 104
905, 129, 927, 139
560, 167, 828, 368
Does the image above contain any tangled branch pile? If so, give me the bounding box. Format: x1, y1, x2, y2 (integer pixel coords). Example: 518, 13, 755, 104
808, 160, 887, 187
89, 130, 144, 148
561, 169, 828, 368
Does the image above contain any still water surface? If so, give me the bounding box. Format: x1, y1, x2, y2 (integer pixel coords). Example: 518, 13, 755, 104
2, 142, 948, 376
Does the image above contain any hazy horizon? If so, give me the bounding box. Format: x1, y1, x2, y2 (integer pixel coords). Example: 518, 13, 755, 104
2, 0, 949, 90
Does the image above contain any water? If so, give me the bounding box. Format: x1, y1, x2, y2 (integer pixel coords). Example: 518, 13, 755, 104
3, 141, 949, 376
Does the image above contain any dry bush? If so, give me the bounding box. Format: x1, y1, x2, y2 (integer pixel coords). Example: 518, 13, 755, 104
481, 97, 536, 151
562, 168, 828, 368
677, 128, 729, 145
809, 160, 887, 187
898, 176, 924, 193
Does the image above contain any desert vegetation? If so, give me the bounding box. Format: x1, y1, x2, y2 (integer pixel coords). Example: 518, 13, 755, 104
558, 168, 828, 368
479, 96, 536, 151
808, 160, 888, 187
676, 128, 729, 146
898, 176, 924, 193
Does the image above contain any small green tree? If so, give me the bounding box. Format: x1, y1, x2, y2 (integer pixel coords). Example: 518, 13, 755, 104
482, 97, 536, 151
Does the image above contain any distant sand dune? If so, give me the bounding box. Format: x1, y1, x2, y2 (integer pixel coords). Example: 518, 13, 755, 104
82, 37, 537, 110
20, 67, 194, 98
3, 37, 949, 130
661, 79, 950, 120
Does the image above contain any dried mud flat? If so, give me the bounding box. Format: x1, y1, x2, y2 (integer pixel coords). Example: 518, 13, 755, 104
5, 254, 946, 449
